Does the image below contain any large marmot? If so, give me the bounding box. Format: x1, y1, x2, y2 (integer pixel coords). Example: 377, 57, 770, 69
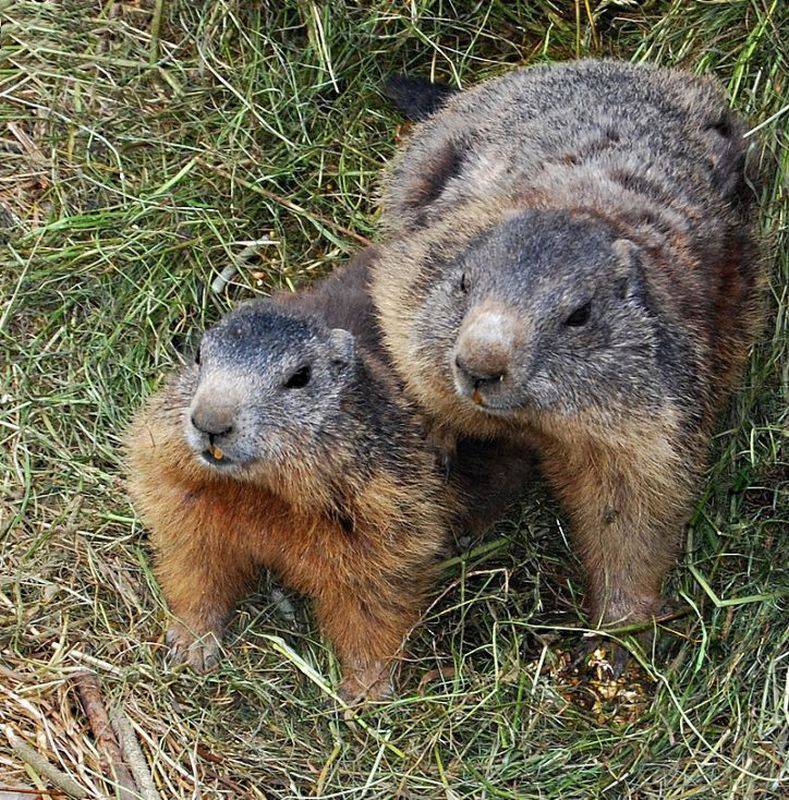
372, 60, 765, 638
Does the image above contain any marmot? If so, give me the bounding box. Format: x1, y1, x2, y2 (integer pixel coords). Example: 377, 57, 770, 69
125, 247, 532, 700
371, 60, 765, 634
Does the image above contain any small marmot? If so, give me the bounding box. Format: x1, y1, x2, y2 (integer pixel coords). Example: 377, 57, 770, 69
125, 247, 532, 700
372, 60, 765, 634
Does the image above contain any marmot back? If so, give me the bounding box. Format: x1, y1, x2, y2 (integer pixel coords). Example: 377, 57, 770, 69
371, 59, 766, 644
382, 59, 755, 237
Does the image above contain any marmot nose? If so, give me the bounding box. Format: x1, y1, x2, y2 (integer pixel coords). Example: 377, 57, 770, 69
454, 305, 516, 389
190, 406, 235, 437
454, 353, 505, 386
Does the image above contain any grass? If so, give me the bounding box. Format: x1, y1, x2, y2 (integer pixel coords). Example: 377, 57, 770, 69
0, 1, 786, 797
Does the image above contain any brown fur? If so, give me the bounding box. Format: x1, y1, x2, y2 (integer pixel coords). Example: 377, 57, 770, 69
127, 395, 448, 697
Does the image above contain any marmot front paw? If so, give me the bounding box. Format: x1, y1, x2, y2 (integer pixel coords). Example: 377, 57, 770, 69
165, 623, 222, 673
338, 662, 393, 704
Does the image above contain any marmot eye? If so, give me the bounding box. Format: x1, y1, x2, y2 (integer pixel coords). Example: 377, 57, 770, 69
283, 365, 311, 389
460, 272, 469, 293
565, 301, 592, 327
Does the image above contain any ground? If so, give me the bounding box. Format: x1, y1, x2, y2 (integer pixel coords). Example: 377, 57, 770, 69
0, 1, 786, 798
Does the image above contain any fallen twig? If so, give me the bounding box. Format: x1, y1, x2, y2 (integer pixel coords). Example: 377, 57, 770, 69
72, 673, 137, 800
210, 236, 276, 294
0, 787, 68, 799
110, 711, 163, 800
149, 0, 165, 64
417, 666, 457, 696
4, 726, 88, 799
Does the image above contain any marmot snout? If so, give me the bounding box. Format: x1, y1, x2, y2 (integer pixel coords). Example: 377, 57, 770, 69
453, 301, 519, 406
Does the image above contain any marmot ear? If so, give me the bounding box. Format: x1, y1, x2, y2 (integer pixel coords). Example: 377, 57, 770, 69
401, 136, 466, 227
328, 328, 356, 367
612, 238, 646, 304
382, 74, 457, 122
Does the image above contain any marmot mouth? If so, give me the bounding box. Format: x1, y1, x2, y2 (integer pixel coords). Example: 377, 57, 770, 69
461, 396, 522, 417
201, 448, 233, 466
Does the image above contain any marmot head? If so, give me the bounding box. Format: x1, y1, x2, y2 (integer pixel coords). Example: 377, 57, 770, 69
414, 209, 658, 420
183, 300, 357, 482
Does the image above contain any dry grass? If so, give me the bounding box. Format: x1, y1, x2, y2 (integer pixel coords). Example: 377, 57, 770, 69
0, 1, 786, 798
